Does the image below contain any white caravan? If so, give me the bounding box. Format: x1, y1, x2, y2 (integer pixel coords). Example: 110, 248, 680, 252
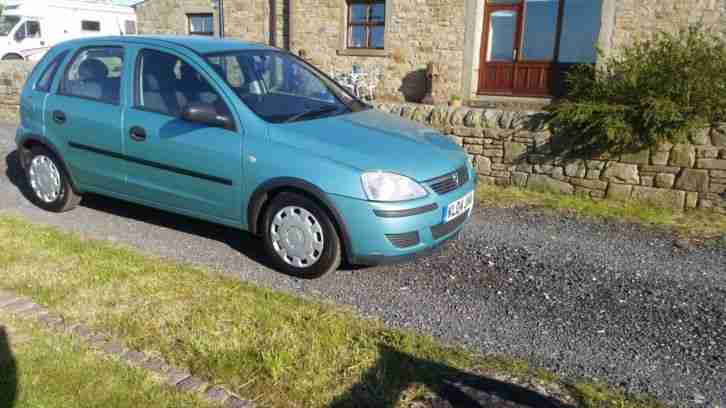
0, 0, 137, 61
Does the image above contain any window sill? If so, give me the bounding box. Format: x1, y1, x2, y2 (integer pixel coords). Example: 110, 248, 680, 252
336, 48, 390, 57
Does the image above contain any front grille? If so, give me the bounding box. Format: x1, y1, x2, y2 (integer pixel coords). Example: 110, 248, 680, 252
385, 231, 421, 248
427, 166, 469, 195
431, 212, 469, 240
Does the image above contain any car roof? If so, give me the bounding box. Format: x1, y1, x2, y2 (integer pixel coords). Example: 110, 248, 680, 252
61, 35, 278, 55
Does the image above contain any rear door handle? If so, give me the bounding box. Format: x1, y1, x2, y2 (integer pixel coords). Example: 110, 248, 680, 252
52, 110, 66, 124
129, 126, 147, 142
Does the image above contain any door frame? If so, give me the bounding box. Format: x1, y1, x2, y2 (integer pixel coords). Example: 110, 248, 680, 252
476, 2, 523, 95
121, 45, 245, 222
476, 0, 564, 97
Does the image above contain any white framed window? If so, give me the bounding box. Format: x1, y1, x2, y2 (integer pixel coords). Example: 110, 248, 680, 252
187, 14, 214, 36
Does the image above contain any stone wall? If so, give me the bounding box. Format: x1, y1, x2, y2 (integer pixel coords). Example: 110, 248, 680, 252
611, 0, 726, 49
222, 0, 271, 44
135, 0, 217, 36
377, 103, 726, 213
0, 61, 35, 123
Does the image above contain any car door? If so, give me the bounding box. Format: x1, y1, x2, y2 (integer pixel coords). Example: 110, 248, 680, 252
44, 45, 127, 192
19, 48, 69, 136
121, 47, 243, 222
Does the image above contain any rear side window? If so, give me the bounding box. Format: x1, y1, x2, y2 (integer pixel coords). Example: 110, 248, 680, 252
61, 47, 124, 104
35, 50, 68, 93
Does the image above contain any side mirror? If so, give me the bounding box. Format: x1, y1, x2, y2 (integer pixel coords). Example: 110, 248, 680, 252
181, 103, 234, 130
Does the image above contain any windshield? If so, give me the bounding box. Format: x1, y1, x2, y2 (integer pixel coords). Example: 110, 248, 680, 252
205, 50, 369, 123
0, 16, 20, 36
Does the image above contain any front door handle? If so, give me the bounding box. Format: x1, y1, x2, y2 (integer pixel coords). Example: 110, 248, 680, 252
129, 126, 147, 142
52, 110, 66, 124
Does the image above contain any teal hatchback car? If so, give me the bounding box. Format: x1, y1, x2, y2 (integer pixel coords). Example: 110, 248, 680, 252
16, 36, 475, 278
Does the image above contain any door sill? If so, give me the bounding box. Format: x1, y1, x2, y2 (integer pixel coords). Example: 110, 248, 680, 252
78, 183, 246, 231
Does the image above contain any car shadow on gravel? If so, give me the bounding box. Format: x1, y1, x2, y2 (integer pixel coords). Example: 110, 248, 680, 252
330, 344, 571, 408
4, 150, 275, 269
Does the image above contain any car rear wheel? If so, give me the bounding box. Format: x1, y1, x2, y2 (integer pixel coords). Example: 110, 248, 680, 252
262, 192, 342, 279
25, 146, 81, 212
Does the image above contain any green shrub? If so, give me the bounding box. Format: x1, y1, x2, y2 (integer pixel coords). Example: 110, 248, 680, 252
547, 26, 726, 154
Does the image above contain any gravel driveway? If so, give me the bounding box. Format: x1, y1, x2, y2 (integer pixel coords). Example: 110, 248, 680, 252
1, 124, 724, 407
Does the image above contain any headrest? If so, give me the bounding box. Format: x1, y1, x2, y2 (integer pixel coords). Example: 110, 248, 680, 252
143, 72, 162, 92
180, 63, 197, 81
78, 58, 108, 81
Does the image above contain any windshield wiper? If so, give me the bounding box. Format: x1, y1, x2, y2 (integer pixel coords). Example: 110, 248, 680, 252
284, 106, 342, 123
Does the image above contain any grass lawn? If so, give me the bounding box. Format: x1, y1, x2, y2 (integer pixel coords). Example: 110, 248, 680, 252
0, 214, 663, 408
0, 314, 213, 408
477, 184, 726, 242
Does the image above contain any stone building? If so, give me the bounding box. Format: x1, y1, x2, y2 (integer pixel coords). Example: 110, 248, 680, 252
134, 0, 726, 103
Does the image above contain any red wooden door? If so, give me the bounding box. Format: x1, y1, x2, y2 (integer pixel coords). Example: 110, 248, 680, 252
477, 3, 522, 95
478, 1, 558, 97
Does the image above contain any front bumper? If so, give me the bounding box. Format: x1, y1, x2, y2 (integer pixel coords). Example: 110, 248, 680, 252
328, 176, 476, 266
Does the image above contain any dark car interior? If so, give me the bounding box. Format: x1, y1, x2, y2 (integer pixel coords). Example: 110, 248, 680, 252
64, 58, 121, 104
138, 50, 230, 119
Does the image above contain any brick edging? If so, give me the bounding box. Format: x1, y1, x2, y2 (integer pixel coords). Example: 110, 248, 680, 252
0, 289, 254, 408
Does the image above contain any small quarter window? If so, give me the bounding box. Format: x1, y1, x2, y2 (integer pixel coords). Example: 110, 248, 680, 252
81, 20, 101, 32
61, 47, 124, 104
36, 50, 69, 93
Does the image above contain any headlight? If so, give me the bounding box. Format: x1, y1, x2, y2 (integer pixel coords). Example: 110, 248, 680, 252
361, 171, 428, 202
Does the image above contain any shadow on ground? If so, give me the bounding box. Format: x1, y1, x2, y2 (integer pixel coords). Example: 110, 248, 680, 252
0, 326, 18, 408
330, 344, 571, 408
4, 150, 275, 268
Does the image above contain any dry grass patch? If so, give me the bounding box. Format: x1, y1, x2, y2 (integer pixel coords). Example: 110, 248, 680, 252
477, 184, 726, 242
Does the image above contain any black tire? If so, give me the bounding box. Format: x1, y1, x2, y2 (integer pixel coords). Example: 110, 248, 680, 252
262, 192, 342, 279
2, 54, 23, 61
25, 146, 81, 212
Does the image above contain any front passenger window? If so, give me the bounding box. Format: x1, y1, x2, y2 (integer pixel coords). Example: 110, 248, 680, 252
135, 49, 230, 119
61, 47, 124, 105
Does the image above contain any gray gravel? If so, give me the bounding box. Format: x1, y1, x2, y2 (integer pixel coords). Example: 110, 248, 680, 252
1, 124, 724, 407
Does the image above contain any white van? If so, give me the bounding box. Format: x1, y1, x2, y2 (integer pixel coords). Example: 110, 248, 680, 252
0, 0, 137, 61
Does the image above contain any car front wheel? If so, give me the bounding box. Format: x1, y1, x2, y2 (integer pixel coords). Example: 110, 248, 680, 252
262, 192, 342, 279
25, 146, 81, 212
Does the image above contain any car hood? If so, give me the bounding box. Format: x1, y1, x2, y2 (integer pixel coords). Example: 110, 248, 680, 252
271, 108, 468, 181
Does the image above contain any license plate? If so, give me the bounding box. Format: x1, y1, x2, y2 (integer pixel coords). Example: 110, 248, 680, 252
445, 191, 474, 222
